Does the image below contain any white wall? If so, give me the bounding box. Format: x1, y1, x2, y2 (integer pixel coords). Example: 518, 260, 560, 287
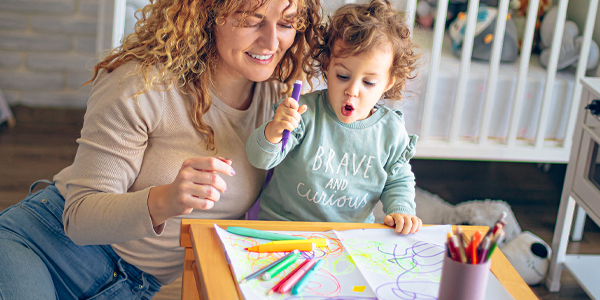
0, 0, 99, 108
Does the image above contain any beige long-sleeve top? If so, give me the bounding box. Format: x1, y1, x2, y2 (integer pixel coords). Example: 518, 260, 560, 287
53, 62, 281, 284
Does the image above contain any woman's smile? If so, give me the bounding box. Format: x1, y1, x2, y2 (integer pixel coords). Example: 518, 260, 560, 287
246, 52, 275, 64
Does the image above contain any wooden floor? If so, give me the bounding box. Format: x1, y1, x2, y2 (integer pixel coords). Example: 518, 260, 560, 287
1, 106, 599, 300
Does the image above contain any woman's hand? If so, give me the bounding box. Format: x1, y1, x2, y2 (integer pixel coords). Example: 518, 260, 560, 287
384, 213, 423, 234
147, 157, 235, 228
264, 97, 307, 144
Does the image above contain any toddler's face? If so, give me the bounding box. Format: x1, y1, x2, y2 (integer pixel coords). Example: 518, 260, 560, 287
324, 42, 395, 124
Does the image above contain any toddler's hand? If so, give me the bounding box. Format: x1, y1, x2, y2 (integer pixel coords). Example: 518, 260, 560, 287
384, 213, 422, 234
264, 97, 307, 144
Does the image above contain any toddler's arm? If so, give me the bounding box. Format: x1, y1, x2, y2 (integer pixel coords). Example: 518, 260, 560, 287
246, 98, 307, 170
380, 134, 419, 234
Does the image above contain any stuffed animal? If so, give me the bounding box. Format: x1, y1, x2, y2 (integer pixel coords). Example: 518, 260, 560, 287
501, 231, 551, 285
448, 6, 519, 62
511, 0, 553, 51
538, 6, 600, 71
411, 187, 521, 245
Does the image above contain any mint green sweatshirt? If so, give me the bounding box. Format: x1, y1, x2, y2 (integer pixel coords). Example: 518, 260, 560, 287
246, 90, 417, 223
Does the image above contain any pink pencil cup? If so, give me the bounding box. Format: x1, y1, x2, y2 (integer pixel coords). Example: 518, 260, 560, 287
437, 255, 492, 300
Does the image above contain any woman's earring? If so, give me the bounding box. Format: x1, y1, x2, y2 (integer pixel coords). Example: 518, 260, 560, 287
215, 17, 226, 26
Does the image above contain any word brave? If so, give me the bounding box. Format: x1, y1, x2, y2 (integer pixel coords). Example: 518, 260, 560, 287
312, 146, 375, 178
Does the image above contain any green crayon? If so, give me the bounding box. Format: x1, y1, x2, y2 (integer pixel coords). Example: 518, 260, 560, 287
261, 252, 299, 280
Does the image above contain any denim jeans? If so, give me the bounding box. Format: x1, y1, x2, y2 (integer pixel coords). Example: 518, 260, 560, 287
0, 181, 162, 299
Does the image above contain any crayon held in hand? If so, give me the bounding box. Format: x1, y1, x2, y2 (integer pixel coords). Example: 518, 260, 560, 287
281, 80, 302, 152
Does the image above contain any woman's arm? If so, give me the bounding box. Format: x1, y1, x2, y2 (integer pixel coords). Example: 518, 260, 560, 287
63, 65, 234, 245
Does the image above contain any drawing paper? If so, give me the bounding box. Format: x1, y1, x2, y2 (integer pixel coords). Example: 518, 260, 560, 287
214, 224, 515, 300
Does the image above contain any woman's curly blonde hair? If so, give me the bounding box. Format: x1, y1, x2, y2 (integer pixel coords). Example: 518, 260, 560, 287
87, 0, 322, 151
304, 0, 419, 100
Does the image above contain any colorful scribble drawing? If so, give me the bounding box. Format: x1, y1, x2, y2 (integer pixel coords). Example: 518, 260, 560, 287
214, 225, 451, 300
336, 227, 450, 300
214, 225, 377, 299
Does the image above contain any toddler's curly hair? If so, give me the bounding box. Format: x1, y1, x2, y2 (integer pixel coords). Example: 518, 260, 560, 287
305, 0, 419, 100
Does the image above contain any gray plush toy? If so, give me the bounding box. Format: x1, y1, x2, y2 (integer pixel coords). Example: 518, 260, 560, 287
539, 6, 600, 71
449, 6, 520, 62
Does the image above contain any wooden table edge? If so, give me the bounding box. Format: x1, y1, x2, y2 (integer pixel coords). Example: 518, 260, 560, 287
180, 219, 538, 300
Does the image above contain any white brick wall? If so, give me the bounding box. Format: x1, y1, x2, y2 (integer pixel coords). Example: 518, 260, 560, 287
0, 0, 99, 108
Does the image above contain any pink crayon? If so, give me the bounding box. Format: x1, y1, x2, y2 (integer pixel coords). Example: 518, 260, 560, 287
278, 259, 318, 294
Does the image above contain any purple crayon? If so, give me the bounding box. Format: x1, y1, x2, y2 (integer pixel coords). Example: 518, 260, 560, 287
281, 80, 303, 152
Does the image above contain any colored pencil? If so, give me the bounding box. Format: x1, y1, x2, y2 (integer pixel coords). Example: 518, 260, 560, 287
487, 230, 505, 261
240, 250, 299, 283
455, 227, 467, 263
477, 236, 491, 263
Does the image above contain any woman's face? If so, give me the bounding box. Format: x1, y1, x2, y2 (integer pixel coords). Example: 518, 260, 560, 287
214, 0, 298, 82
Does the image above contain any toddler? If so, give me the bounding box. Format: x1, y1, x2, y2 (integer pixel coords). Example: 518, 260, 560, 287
247, 0, 421, 234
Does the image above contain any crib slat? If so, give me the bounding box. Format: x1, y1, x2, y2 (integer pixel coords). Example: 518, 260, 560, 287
420, 0, 449, 141
405, 0, 417, 33
507, 0, 540, 147
449, 0, 480, 144
111, 0, 127, 49
96, 0, 107, 55
563, 0, 599, 151
478, 0, 510, 145
534, 0, 569, 148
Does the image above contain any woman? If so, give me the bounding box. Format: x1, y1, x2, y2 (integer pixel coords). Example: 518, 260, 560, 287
0, 0, 321, 298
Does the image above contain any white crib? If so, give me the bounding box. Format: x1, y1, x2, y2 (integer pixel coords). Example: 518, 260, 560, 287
98, 0, 599, 163
326, 0, 599, 163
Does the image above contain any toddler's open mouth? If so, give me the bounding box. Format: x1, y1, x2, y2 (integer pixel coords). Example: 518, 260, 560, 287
342, 104, 355, 117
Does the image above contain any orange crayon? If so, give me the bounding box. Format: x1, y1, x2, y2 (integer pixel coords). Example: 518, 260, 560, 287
246, 242, 315, 253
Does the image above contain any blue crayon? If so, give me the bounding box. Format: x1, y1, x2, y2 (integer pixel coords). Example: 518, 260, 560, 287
291, 258, 325, 295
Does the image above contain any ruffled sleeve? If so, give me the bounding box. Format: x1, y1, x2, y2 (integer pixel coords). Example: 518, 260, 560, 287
389, 134, 418, 175
380, 134, 418, 216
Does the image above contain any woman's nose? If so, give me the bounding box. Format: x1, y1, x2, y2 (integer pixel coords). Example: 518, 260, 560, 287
258, 23, 279, 51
